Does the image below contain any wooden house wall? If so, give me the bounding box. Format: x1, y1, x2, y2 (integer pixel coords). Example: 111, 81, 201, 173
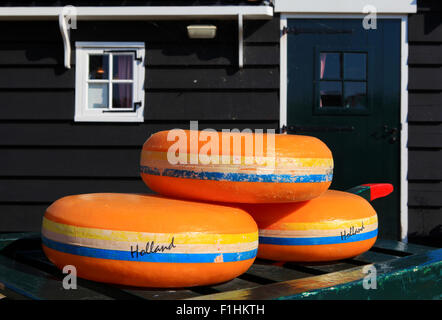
0, 17, 280, 231
407, 0, 442, 245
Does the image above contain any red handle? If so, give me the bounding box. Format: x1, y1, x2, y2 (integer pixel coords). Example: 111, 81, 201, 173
346, 183, 394, 202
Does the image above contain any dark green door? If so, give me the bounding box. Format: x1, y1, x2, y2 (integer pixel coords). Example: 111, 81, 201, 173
287, 19, 401, 239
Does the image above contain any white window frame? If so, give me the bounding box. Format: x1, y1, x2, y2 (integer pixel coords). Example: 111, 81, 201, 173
74, 42, 145, 122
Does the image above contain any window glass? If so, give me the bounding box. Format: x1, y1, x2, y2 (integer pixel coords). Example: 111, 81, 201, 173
319, 81, 342, 107
344, 53, 367, 80
344, 82, 367, 108
89, 55, 109, 79
320, 53, 341, 79
112, 83, 133, 108
112, 55, 133, 80
88, 83, 109, 109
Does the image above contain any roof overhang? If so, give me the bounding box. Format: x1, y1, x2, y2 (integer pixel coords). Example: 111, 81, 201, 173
0, 6, 273, 70
0, 6, 274, 20
274, 0, 417, 14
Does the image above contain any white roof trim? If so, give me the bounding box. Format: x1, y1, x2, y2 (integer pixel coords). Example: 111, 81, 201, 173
274, 0, 417, 14
0, 6, 273, 20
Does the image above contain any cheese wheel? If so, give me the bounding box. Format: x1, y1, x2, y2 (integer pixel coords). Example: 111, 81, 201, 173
140, 130, 333, 203
240, 190, 378, 262
41, 193, 258, 288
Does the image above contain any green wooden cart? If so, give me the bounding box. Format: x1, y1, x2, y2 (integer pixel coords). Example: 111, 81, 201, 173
0, 232, 440, 300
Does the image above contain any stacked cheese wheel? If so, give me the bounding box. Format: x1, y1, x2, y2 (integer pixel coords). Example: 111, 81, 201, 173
42, 130, 386, 287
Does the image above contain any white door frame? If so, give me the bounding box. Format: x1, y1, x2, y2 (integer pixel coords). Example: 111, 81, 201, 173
280, 14, 409, 241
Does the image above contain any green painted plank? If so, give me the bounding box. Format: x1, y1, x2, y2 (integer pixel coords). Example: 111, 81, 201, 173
188, 248, 442, 300
374, 239, 437, 255
349, 250, 399, 264
0, 286, 30, 300
285, 249, 442, 300
0, 254, 113, 300
0, 232, 40, 251
209, 277, 260, 293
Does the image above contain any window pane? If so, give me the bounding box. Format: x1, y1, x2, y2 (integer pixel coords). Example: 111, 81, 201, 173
113, 55, 133, 80
344, 82, 367, 108
320, 53, 340, 79
88, 83, 109, 109
89, 55, 109, 79
344, 53, 367, 80
112, 83, 133, 108
320, 81, 342, 107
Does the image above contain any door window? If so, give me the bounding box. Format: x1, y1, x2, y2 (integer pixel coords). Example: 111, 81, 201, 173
317, 51, 369, 114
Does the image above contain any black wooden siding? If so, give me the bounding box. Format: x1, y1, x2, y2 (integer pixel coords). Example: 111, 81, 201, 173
407, 0, 442, 245
0, 18, 280, 231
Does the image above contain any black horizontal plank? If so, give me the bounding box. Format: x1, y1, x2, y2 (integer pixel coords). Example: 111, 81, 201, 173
0, 21, 60, 42
0, 19, 278, 44
75, 19, 279, 43
0, 178, 150, 203
72, 20, 238, 43
408, 149, 442, 180
0, 179, 149, 204
0, 121, 279, 146
0, 66, 278, 90
146, 67, 279, 89
408, 12, 442, 42
0, 148, 141, 177
147, 43, 279, 66
409, 66, 442, 91
408, 107, 442, 122
244, 18, 279, 43
0, 204, 48, 232
0, 43, 63, 66
408, 207, 442, 238
417, 0, 442, 12
0, 67, 74, 89
409, 44, 442, 65
0, 91, 74, 120
408, 123, 442, 148
0, 90, 279, 121
409, 182, 442, 207
409, 92, 442, 107
145, 91, 279, 120
408, 93, 442, 122
0, 43, 278, 67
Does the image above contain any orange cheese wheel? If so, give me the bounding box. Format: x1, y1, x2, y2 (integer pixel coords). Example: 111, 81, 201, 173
140, 130, 333, 203
41, 193, 258, 288
240, 190, 378, 262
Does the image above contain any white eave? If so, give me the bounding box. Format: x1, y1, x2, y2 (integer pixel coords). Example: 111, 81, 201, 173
274, 0, 417, 14
0, 6, 273, 20
0, 6, 272, 69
